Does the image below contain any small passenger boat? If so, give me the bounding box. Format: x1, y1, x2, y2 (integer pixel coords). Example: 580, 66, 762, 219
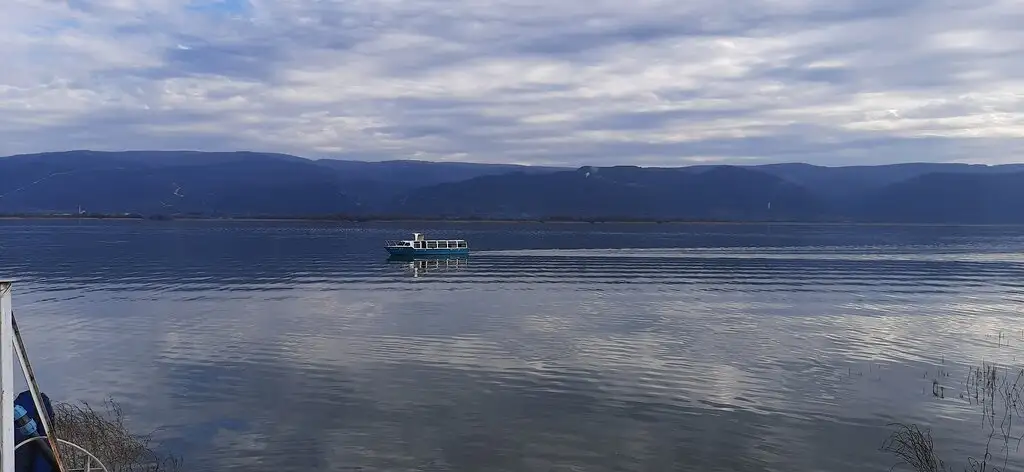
385, 233, 470, 256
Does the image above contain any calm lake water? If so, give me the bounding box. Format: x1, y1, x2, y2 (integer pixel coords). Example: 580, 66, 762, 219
3, 220, 1024, 471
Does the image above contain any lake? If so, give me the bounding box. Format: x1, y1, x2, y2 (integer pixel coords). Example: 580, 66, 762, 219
2, 220, 1024, 471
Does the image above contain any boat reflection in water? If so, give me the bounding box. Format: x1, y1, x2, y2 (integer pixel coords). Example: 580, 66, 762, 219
386, 254, 468, 278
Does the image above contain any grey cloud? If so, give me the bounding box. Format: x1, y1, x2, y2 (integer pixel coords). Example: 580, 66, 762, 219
495, 134, 1024, 168
0, 108, 254, 156
163, 42, 285, 81
365, 125, 452, 139
578, 108, 757, 132
508, 21, 715, 57
760, 66, 855, 85
762, 0, 935, 24
1, 0, 1023, 165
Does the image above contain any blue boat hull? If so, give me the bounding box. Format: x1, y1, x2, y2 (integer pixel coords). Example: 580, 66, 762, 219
386, 247, 470, 257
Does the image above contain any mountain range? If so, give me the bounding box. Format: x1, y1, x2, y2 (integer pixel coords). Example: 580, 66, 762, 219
1, 150, 1023, 224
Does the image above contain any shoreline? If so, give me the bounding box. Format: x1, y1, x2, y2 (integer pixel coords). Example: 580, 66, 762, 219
2, 215, 1022, 228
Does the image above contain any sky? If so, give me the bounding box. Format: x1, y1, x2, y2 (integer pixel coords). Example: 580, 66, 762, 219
2, 0, 1023, 167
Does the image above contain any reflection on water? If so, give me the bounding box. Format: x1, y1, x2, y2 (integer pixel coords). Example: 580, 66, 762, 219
387, 256, 469, 278
2, 221, 1024, 471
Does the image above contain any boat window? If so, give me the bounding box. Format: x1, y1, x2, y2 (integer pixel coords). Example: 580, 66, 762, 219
414, 241, 422, 249
458, 241, 467, 248
441, 241, 449, 249
427, 241, 437, 249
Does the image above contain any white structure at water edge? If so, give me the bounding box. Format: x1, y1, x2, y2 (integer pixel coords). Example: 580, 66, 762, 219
1, 281, 110, 472
1, 281, 13, 472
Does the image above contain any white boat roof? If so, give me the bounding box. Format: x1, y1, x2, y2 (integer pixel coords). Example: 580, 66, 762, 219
408, 233, 464, 241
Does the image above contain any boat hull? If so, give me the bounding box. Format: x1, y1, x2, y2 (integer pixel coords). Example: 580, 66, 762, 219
385, 247, 470, 257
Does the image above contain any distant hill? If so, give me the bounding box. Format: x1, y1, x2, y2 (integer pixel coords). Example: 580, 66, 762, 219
316, 159, 561, 184
2, 150, 1023, 223
856, 171, 1024, 224
0, 151, 563, 216
315, 158, 563, 206
755, 162, 1024, 200
395, 166, 825, 221
0, 151, 354, 216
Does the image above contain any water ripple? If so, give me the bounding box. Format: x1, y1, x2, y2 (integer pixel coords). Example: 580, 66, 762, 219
3, 221, 1024, 471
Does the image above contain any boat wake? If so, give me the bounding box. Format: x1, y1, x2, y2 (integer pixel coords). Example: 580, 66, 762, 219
477, 246, 1024, 263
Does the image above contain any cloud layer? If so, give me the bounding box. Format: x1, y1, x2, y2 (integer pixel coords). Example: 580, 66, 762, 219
2, 0, 1023, 166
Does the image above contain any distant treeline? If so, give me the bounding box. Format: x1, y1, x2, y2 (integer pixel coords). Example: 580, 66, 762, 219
0, 212, 147, 219
0, 212, 839, 224
5, 150, 1024, 224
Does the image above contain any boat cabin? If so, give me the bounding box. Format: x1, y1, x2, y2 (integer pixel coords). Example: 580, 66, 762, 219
386, 233, 469, 251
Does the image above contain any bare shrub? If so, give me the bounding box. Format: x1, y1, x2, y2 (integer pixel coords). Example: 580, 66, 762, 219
882, 423, 948, 472
52, 398, 182, 472
884, 363, 1024, 472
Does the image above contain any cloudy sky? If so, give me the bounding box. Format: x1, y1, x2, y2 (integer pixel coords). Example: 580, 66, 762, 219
2, 0, 1023, 166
